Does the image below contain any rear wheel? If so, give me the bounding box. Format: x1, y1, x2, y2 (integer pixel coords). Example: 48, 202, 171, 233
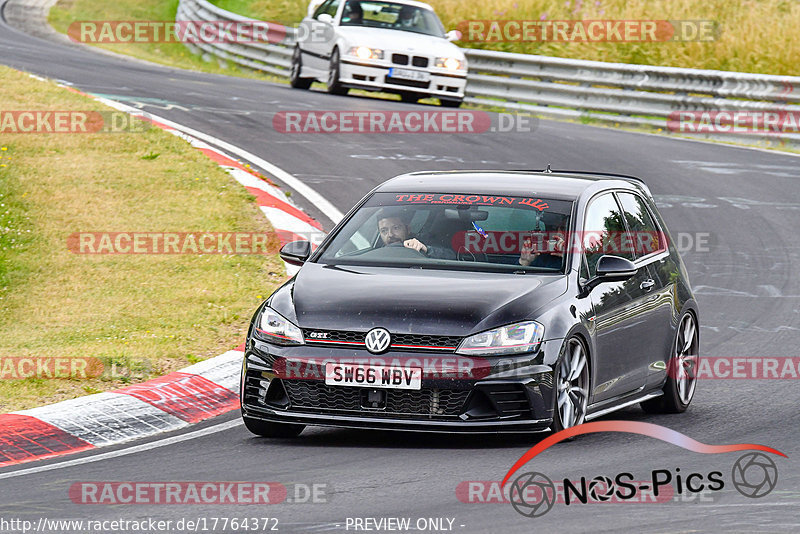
243, 416, 305, 438
641, 311, 699, 414
289, 47, 313, 89
552, 336, 590, 433
327, 48, 348, 95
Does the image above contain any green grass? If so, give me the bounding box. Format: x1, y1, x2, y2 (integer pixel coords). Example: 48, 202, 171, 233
0, 66, 285, 412
48, 0, 283, 81
213, 0, 800, 76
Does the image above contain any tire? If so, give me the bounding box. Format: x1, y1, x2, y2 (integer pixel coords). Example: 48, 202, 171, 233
641, 311, 699, 414
289, 47, 313, 90
400, 92, 420, 103
243, 416, 305, 438
552, 336, 590, 433
440, 98, 463, 108
327, 48, 348, 95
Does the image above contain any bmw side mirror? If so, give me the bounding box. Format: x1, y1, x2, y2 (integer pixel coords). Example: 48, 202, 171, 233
317, 13, 334, 24
280, 240, 311, 266
581, 255, 637, 296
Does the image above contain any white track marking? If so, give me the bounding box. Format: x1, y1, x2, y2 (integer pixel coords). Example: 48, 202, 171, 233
0, 419, 242, 480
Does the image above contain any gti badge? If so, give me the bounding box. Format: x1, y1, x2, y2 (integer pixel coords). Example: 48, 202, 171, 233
365, 328, 391, 354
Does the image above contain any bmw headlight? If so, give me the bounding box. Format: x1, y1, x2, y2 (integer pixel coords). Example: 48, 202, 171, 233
256, 307, 304, 345
435, 57, 464, 70
350, 46, 384, 60
456, 321, 544, 356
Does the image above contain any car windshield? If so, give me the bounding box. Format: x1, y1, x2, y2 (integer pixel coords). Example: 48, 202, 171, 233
316, 192, 574, 273
340, 0, 446, 37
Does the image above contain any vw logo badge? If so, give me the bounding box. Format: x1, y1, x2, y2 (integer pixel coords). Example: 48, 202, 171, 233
365, 328, 391, 354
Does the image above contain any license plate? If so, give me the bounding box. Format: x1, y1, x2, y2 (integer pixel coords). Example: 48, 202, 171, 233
388, 67, 430, 82
325, 363, 422, 390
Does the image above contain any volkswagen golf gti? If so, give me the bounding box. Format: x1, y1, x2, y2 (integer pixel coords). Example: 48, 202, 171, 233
240, 170, 699, 437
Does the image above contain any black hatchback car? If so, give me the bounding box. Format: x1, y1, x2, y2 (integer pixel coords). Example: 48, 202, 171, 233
241, 170, 699, 436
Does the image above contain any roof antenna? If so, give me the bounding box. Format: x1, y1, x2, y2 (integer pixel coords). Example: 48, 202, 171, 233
544, 164, 552, 173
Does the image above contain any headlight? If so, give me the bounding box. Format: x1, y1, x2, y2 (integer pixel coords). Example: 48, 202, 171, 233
456, 321, 544, 356
435, 57, 463, 70
350, 46, 383, 60
256, 307, 304, 345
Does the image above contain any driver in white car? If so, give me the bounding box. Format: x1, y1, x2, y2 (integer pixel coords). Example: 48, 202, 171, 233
396, 5, 418, 29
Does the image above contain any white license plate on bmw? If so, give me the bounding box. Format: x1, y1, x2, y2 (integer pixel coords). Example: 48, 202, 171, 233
388, 68, 430, 82
325, 363, 421, 390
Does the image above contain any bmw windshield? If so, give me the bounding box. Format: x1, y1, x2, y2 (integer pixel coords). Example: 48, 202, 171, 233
341, 1, 447, 38
316, 192, 574, 272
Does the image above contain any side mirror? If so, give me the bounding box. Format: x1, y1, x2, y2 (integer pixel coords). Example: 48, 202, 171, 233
581, 255, 637, 295
445, 30, 461, 41
317, 13, 334, 24
280, 240, 311, 266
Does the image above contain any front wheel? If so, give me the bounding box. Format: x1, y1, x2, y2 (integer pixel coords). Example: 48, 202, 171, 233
243, 416, 305, 438
289, 47, 313, 89
641, 311, 699, 414
552, 336, 590, 433
327, 48, 348, 95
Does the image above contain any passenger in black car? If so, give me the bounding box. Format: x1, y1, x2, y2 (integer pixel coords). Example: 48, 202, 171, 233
519, 225, 566, 269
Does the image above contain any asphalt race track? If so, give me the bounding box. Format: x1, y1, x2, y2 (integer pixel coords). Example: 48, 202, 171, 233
1, 6, 799, 533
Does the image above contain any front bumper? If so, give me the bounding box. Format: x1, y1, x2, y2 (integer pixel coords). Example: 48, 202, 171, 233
240, 337, 562, 433
339, 59, 467, 99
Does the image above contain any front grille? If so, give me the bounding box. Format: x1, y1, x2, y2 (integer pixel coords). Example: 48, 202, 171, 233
392, 53, 409, 65
283, 381, 470, 418
412, 56, 429, 68
303, 330, 461, 352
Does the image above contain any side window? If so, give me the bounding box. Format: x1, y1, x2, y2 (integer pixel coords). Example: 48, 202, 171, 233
582, 193, 635, 277
616, 192, 666, 258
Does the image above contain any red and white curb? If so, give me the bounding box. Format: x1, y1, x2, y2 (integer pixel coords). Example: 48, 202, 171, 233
0, 74, 330, 468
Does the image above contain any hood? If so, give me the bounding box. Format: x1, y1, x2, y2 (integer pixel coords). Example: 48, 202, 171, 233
338, 27, 464, 58
269, 263, 567, 336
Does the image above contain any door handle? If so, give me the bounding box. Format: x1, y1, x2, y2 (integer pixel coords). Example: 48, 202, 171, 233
640, 279, 656, 291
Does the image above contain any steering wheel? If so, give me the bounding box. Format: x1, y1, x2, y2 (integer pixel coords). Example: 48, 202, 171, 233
385, 241, 427, 256
456, 247, 488, 263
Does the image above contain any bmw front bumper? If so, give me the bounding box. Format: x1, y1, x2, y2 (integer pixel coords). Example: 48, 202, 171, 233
338, 59, 467, 100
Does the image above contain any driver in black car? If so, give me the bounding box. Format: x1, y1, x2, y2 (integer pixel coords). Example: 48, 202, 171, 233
377, 210, 456, 259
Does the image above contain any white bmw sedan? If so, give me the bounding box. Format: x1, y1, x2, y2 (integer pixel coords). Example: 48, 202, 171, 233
290, 0, 467, 107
